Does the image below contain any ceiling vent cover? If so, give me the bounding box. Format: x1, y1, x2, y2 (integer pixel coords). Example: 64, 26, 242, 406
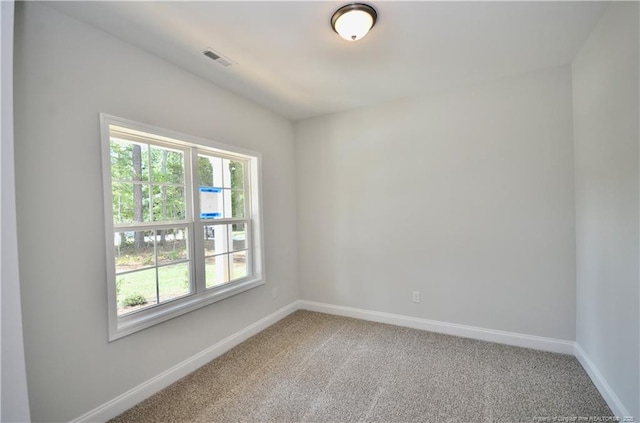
203, 48, 234, 67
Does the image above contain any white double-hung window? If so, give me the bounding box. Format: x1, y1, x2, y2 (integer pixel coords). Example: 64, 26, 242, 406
100, 114, 264, 340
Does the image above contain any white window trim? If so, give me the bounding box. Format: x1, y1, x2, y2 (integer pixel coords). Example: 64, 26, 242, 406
100, 113, 266, 341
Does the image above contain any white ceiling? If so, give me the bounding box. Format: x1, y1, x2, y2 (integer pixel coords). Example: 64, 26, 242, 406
50, 1, 607, 121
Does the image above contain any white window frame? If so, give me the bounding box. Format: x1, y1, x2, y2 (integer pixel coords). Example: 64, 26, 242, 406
100, 114, 265, 341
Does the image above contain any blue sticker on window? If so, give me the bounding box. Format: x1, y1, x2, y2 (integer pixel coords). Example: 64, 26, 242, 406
200, 212, 221, 219
199, 186, 221, 219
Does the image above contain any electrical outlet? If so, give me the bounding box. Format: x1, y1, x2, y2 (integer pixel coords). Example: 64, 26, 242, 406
272, 287, 278, 299
412, 291, 420, 303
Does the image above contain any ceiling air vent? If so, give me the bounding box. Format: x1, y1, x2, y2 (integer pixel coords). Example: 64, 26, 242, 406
203, 48, 234, 67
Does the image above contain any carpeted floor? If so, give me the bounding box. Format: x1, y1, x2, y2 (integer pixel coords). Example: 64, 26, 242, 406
110, 310, 611, 422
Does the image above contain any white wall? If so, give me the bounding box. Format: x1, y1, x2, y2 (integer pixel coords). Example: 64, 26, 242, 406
572, 2, 639, 418
1, 1, 31, 421
295, 66, 576, 341
13, 3, 298, 421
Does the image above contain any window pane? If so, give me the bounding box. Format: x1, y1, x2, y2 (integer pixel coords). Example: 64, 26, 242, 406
152, 185, 186, 221
200, 187, 223, 219
231, 190, 245, 218
205, 255, 229, 288
204, 225, 228, 256
231, 251, 248, 281
157, 228, 188, 265
112, 183, 150, 224
227, 160, 244, 191
110, 139, 149, 182
151, 145, 184, 184
198, 156, 213, 187
158, 262, 191, 303
198, 155, 223, 188
112, 183, 132, 224
229, 223, 247, 252
114, 230, 155, 274
222, 158, 231, 189
222, 189, 232, 218
116, 268, 158, 316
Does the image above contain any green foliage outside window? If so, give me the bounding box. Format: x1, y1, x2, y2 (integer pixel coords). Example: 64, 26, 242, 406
110, 140, 185, 227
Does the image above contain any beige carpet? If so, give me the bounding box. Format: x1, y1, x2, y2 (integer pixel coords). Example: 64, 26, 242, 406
110, 310, 611, 422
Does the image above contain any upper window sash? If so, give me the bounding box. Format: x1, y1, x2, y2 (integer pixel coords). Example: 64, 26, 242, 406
109, 135, 192, 227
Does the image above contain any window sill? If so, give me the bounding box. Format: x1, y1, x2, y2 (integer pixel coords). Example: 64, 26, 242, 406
109, 277, 265, 341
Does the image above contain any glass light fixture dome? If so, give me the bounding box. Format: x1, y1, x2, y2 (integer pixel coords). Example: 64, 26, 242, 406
331, 3, 378, 42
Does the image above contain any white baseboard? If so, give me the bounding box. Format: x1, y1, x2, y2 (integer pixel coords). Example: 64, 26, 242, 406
72, 301, 299, 423
298, 300, 575, 354
574, 343, 632, 419
73, 299, 630, 423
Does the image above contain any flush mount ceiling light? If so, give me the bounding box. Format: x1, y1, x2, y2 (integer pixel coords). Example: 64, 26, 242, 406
331, 3, 378, 42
